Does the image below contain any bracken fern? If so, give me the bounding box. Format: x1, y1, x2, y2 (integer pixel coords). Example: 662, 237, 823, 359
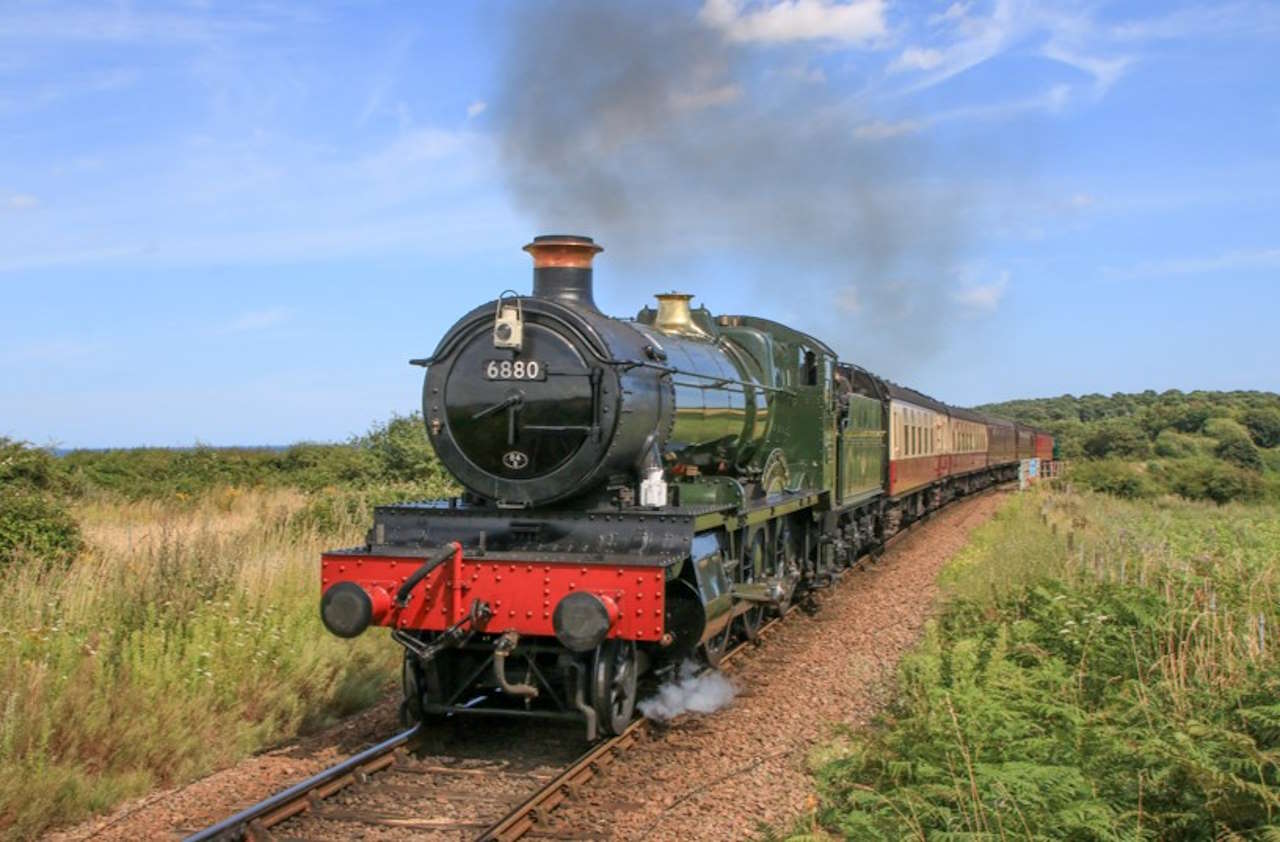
799, 489, 1280, 841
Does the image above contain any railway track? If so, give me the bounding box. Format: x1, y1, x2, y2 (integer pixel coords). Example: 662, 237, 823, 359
182, 620, 776, 842
185, 487, 1006, 842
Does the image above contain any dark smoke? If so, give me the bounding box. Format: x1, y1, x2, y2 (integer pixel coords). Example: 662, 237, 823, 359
491, 1, 967, 375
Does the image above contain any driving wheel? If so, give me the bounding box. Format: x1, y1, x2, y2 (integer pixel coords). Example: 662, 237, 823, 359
738, 528, 767, 639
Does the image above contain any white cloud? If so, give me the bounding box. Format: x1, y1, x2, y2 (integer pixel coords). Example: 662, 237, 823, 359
954, 272, 1008, 310
6, 194, 38, 210
1066, 192, 1095, 209
1040, 42, 1131, 94
889, 46, 944, 72
466, 99, 487, 118
925, 83, 1072, 126
0, 122, 510, 275
888, 1, 1132, 101
1106, 248, 1280, 280
929, 2, 970, 26
853, 119, 922, 139
699, 0, 887, 45
224, 308, 291, 333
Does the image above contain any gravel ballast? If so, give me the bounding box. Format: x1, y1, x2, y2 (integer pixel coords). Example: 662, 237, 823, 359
540, 490, 1006, 841
52, 490, 1005, 841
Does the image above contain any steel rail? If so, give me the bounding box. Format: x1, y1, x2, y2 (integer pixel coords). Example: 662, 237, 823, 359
186, 484, 1011, 842
473, 483, 1013, 842
182, 723, 422, 842
475, 614, 781, 842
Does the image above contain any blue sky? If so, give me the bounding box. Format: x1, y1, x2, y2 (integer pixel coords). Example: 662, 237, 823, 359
1, 0, 1277, 448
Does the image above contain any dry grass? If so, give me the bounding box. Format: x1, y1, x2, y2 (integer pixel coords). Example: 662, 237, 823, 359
74, 487, 311, 556
0, 486, 402, 840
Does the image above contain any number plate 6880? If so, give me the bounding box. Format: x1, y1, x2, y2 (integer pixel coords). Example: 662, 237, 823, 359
484, 360, 546, 380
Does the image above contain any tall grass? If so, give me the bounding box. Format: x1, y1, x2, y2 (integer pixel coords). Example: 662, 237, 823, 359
799, 489, 1280, 840
0, 485, 429, 839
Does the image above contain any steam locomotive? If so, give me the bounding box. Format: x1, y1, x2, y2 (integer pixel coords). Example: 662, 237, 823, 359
320, 235, 1052, 739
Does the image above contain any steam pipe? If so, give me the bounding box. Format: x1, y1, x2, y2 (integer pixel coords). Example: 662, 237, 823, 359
493, 631, 539, 699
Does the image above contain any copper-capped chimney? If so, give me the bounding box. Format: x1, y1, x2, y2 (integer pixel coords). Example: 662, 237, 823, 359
523, 234, 603, 310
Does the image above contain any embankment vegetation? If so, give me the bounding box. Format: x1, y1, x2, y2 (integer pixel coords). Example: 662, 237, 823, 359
978, 389, 1280, 504
796, 488, 1280, 840
0, 415, 455, 840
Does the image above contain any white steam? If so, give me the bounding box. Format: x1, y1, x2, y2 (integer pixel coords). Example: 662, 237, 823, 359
637, 660, 736, 722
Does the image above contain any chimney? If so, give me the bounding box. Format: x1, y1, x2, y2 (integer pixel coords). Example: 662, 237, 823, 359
523, 234, 603, 310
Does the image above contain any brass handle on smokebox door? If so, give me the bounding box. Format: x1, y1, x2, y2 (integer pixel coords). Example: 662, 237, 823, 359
395, 542, 461, 608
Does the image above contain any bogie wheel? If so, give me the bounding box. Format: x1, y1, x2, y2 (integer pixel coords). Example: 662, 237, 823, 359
592, 639, 638, 736
738, 528, 767, 640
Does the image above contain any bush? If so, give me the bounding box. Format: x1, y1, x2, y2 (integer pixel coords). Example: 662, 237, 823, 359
1201, 417, 1264, 471
1169, 458, 1263, 503
1069, 459, 1154, 499
0, 440, 83, 570
1215, 436, 1264, 471
359, 413, 451, 487
62, 446, 278, 498
273, 442, 377, 489
0, 438, 76, 495
1203, 416, 1252, 443
0, 486, 82, 569
1081, 418, 1150, 459
1140, 399, 1213, 436
1152, 429, 1206, 458
1241, 407, 1280, 448
60, 423, 456, 500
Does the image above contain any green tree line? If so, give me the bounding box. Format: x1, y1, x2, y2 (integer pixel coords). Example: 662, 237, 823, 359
978, 390, 1280, 503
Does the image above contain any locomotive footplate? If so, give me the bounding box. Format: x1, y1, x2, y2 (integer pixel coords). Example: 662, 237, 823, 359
321, 502, 742, 738
364, 498, 733, 565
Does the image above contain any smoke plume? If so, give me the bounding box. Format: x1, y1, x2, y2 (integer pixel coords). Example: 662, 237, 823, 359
638, 660, 737, 722
491, 0, 968, 374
